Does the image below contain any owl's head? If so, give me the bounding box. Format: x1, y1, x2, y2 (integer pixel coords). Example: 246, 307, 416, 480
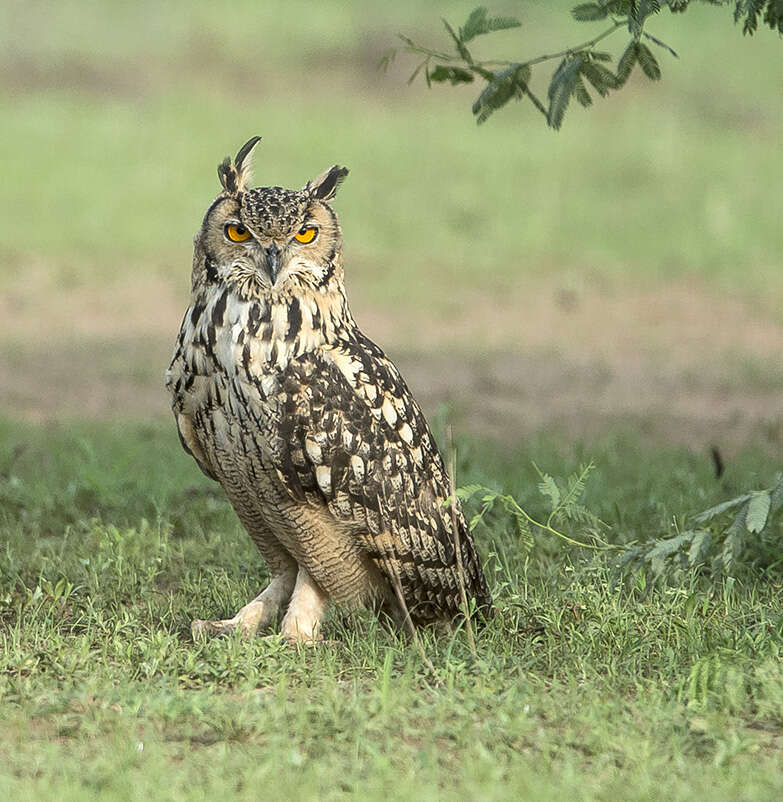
192, 136, 349, 297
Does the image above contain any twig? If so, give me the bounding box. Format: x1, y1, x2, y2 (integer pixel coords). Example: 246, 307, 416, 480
518, 21, 625, 68
389, 570, 439, 681
399, 20, 625, 73
372, 491, 439, 681
524, 507, 616, 549
521, 86, 547, 118
446, 425, 478, 660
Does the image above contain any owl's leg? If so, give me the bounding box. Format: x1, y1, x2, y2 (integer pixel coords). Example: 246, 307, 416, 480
191, 568, 297, 639
279, 567, 329, 643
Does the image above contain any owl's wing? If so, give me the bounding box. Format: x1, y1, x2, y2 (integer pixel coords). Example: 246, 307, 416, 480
267, 333, 491, 622
166, 311, 220, 483
173, 409, 219, 482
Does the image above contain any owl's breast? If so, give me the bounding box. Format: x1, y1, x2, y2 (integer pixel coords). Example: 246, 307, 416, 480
168, 286, 334, 448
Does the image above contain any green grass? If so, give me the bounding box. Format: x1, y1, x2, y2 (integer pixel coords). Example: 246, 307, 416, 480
2, 421, 783, 800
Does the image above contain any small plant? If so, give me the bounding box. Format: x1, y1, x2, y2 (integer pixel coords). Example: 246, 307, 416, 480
457, 461, 611, 552
619, 473, 783, 583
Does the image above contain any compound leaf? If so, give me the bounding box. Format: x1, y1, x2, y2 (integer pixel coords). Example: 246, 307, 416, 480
637, 42, 662, 79
460, 6, 521, 41
746, 491, 771, 533
429, 65, 475, 84
572, 3, 609, 20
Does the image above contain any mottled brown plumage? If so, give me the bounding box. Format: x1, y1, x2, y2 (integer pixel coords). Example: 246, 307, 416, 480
166, 137, 491, 641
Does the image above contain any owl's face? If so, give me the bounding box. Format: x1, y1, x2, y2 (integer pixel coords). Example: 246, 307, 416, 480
192, 137, 348, 297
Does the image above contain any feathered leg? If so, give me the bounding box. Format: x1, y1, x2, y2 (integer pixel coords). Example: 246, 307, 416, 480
279, 567, 329, 642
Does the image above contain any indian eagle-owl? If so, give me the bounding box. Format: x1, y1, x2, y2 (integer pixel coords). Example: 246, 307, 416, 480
166, 137, 491, 642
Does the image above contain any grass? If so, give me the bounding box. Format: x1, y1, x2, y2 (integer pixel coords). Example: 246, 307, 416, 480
2, 421, 783, 799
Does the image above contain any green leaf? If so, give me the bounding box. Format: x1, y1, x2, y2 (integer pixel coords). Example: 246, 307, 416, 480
636, 42, 661, 80
616, 41, 638, 86
721, 506, 747, 573
471, 63, 530, 124
574, 76, 593, 107
377, 48, 396, 72
764, 2, 783, 35
567, 504, 606, 530
580, 59, 619, 96
646, 533, 689, 578
442, 18, 472, 63
515, 514, 535, 551
571, 3, 609, 20
769, 473, 783, 517
537, 473, 561, 511
642, 30, 679, 57
407, 58, 429, 86
687, 530, 712, 567
483, 14, 522, 33
460, 7, 490, 41
557, 463, 595, 517
455, 484, 484, 501
746, 491, 771, 533
638, 0, 663, 18
460, 6, 521, 42
735, 0, 766, 35
692, 493, 753, 525
547, 56, 582, 130
428, 65, 475, 84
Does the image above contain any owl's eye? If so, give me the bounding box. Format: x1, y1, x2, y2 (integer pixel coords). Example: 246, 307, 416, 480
225, 223, 251, 243
294, 225, 318, 244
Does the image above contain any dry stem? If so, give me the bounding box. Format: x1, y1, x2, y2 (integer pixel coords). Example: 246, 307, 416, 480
446, 425, 478, 660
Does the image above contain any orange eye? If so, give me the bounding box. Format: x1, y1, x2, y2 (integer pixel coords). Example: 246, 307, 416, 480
294, 225, 318, 244
225, 223, 251, 242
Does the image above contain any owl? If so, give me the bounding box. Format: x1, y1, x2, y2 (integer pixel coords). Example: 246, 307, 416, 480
166, 137, 491, 642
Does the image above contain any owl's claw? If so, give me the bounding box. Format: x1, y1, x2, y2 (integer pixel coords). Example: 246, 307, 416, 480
283, 632, 338, 646
191, 621, 336, 646
191, 617, 235, 639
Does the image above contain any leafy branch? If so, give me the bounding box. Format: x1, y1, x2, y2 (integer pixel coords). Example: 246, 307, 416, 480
386, 2, 782, 130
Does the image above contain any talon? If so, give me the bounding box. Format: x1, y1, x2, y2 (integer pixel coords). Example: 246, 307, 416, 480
280, 632, 339, 647
191, 617, 238, 639
191, 618, 215, 639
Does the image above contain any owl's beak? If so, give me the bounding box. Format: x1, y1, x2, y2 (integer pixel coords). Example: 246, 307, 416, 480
264, 243, 281, 283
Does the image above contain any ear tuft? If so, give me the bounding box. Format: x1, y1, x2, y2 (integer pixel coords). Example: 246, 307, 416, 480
306, 165, 349, 201
217, 136, 261, 195
217, 157, 237, 194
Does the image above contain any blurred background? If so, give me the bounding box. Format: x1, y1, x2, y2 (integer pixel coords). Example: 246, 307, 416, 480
1, 0, 781, 450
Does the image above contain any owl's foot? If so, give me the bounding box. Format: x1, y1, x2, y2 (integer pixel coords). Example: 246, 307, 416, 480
191, 599, 271, 639
191, 572, 296, 640
256, 632, 339, 647
279, 566, 329, 644
191, 617, 235, 639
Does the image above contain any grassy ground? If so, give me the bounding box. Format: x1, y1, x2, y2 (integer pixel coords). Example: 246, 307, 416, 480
1, 422, 782, 800
1, 0, 782, 798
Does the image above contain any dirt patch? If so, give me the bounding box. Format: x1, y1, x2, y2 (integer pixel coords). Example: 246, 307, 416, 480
2, 271, 782, 450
